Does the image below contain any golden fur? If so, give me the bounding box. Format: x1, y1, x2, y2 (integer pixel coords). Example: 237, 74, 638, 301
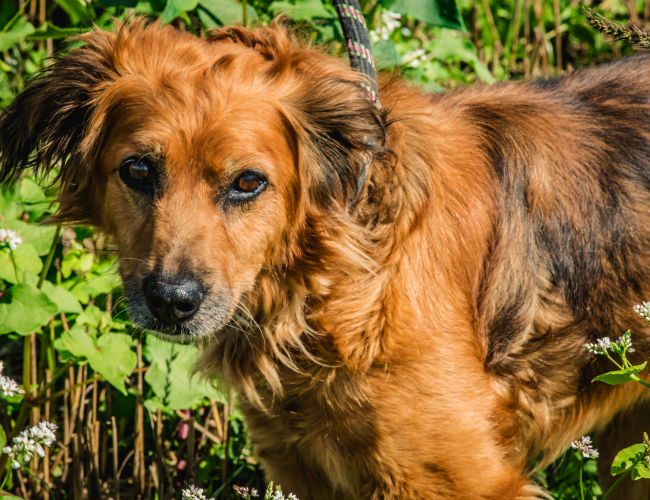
2, 18, 650, 499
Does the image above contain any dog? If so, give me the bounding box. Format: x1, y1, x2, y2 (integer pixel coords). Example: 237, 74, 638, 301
2, 17, 650, 500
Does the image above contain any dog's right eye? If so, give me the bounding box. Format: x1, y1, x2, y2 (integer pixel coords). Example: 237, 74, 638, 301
120, 158, 155, 194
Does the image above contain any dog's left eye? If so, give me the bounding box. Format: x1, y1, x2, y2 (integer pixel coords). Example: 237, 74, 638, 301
120, 157, 155, 194
227, 172, 267, 202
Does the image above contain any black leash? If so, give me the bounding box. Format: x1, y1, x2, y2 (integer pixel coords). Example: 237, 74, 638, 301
332, 0, 381, 209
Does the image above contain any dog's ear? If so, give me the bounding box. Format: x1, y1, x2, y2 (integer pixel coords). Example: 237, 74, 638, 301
286, 66, 388, 211
0, 29, 118, 224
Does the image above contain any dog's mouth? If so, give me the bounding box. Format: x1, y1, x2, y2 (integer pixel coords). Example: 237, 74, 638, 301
122, 275, 236, 343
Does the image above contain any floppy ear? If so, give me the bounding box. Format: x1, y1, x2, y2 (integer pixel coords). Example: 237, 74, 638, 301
288, 68, 388, 211
0, 29, 118, 225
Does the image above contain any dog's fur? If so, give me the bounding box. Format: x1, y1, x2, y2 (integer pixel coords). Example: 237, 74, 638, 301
2, 19, 650, 499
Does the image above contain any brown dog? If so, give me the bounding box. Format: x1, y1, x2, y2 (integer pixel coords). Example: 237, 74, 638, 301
2, 18, 650, 499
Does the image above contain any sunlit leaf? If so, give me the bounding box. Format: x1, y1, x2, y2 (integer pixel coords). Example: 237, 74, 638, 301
53, 0, 91, 24
145, 336, 226, 409
592, 362, 647, 385
0, 17, 35, 52
54, 328, 136, 394
611, 444, 646, 475
381, 0, 464, 31
162, 0, 199, 22
198, 0, 257, 27
0, 283, 57, 335
40, 281, 83, 315
26, 22, 86, 40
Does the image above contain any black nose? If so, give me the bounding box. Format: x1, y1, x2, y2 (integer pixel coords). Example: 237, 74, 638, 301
143, 274, 204, 325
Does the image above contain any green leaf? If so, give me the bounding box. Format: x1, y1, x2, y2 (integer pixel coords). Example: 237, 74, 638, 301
269, 0, 333, 19
381, 0, 464, 31
26, 22, 85, 40
0, 243, 42, 285
162, 0, 199, 22
0, 424, 6, 451
19, 178, 46, 204
145, 336, 226, 409
40, 281, 82, 315
53, 0, 90, 24
197, 0, 257, 27
0, 284, 58, 335
66, 271, 119, 304
1, 495, 24, 500
0, 17, 35, 52
632, 460, 650, 480
611, 443, 646, 475
426, 33, 494, 83
54, 328, 136, 394
0, 221, 57, 256
592, 362, 648, 385
75, 304, 105, 329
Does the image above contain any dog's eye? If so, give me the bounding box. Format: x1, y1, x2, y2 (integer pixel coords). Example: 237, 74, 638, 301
128, 161, 150, 181
228, 172, 268, 203
235, 173, 262, 193
120, 157, 155, 194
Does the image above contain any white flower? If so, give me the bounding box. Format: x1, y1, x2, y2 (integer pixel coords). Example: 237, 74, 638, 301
381, 11, 402, 32
401, 27, 412, 36
571, 436, 599, 459
0, 228, 22, 250
2, 422, 57, 470
634, 302, 650, 323
0, 360, 24, 397
182, 485, 208, 500
402, 49, 428, 68
234, 486, 259, 499
584, 337, 612, 355
616, 330, 635, 353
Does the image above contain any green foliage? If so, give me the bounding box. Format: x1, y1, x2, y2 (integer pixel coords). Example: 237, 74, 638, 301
592, 361, 648, 385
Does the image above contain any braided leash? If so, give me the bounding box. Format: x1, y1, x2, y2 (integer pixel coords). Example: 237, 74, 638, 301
332, 0, 380, 209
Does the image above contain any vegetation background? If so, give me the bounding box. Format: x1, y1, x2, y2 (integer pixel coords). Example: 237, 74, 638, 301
0, 0, 640, 496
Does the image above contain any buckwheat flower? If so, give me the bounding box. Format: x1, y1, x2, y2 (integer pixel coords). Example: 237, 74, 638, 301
615, 330, 635, 353
182, 485, 208, 500
571, 436, 599, 459
0, 361, 24, 397
234, 486, 259, 499
634, 302, 650, 322
2, 422, 58, 469
584, 337, 612, 355
287, 494, 299, 500
381, 11, 402, 32
402, 49, 428, 68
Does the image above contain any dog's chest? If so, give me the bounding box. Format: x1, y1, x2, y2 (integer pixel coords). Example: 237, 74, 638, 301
242, 369, 380, 497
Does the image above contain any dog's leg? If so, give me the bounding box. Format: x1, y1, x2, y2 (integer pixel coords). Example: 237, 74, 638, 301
596, 402, 650, 500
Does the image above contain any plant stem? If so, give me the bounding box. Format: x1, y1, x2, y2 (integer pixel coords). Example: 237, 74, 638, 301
630, 374, 650, 389
579, 458, 584, 500
37, 226, 61, 290
8, 248, 19, 284
243, 0, 248, 26
603, 467, 634, 500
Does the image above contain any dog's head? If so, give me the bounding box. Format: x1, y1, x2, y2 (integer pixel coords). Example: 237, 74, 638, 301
0, 19, 386, 342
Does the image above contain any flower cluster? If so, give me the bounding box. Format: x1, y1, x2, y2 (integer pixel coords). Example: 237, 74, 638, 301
369, 11, 401, 43
402, 48, 428, 68
634, 302, 650, 323
2, 422, 57, 469
571, 436, 599, 459
584, 331, 635, 355
234, 486, 259, 499
182, 485, 208, 500
0, 228, 22, 250
0, 360, 24, 397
